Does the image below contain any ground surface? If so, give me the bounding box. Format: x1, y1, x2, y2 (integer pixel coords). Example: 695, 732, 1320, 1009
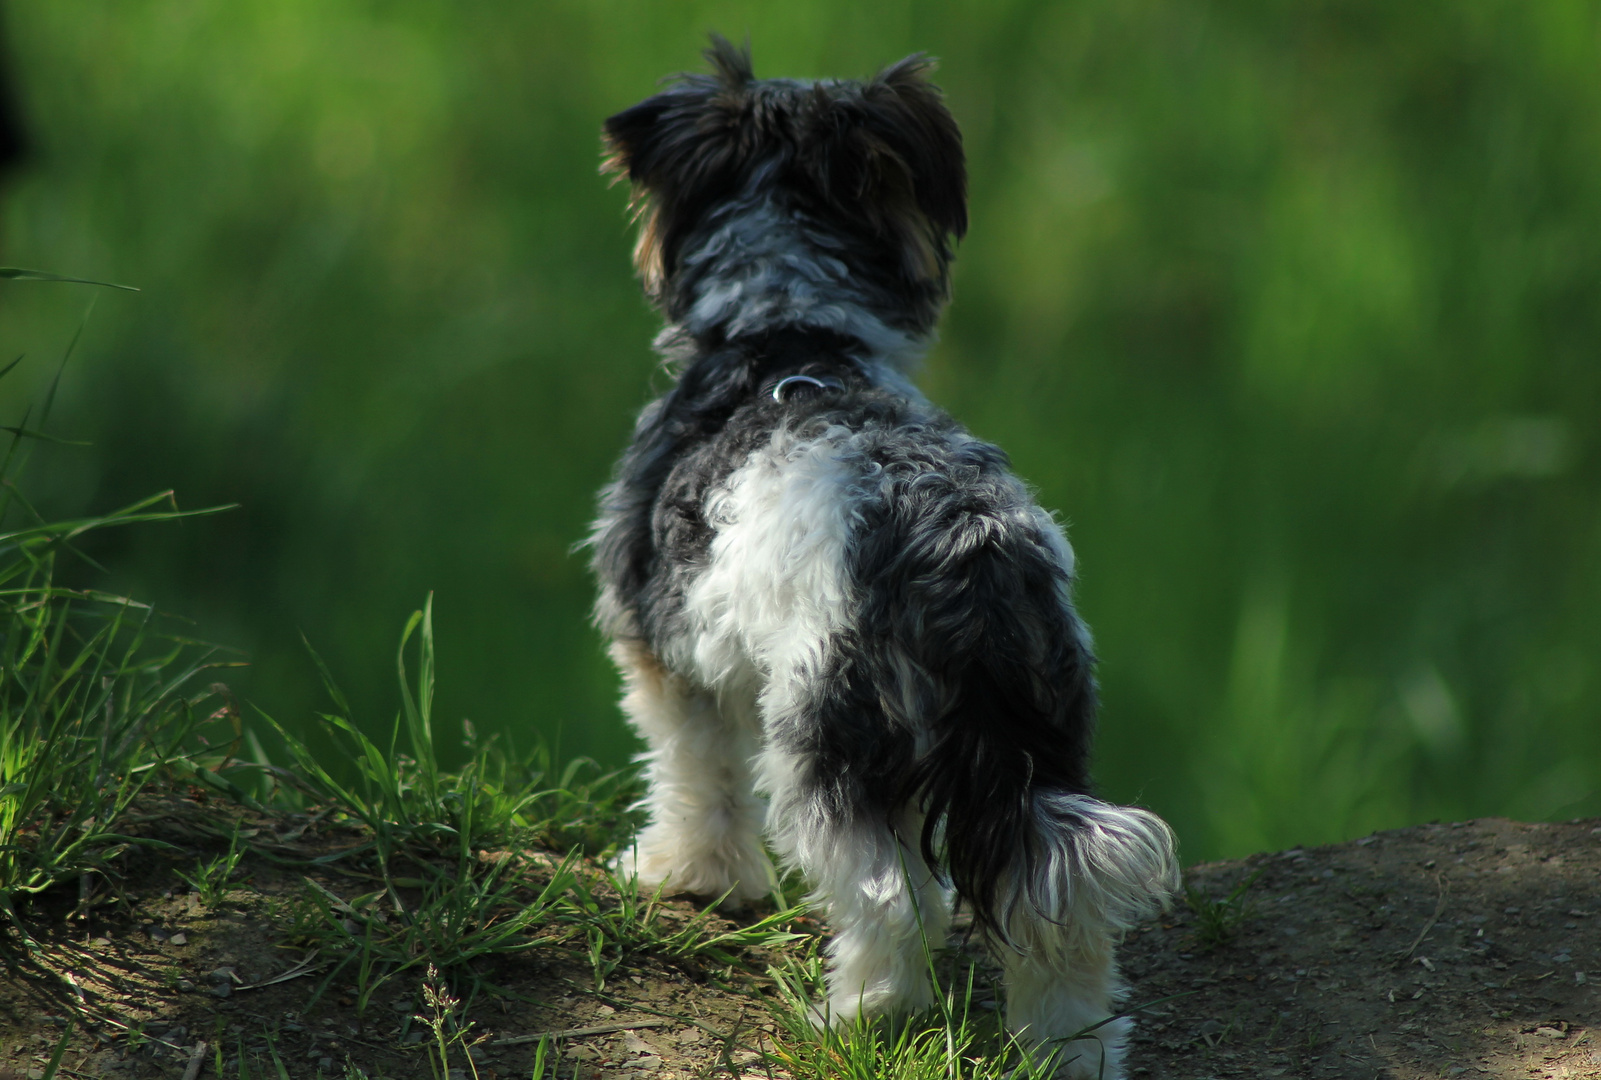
1, 811, 1597, 1079
1128, 817, 1601, 1079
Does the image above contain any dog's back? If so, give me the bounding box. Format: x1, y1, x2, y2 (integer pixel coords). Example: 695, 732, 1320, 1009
590, 39, 1176, 1079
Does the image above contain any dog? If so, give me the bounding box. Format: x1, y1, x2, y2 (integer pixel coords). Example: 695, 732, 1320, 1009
587, 38, 1179, 1078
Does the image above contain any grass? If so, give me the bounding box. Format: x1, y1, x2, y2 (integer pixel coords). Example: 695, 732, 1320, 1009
256, 596, 618, 1014
176, 820, 248, 908
414, 963, 490, 1080
1182, 868, 1263, 951
0, 302, 241, 941
270, 593, 812, 1014
562, 863, 806, 991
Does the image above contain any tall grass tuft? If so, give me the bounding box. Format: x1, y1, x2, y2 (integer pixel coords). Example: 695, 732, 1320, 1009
262, 595, 656, 1012
0, 292, 237, 939
262, 595, 639, 860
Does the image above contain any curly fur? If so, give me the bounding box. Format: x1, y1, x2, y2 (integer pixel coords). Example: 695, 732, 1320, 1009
587, 37, 1178, 1079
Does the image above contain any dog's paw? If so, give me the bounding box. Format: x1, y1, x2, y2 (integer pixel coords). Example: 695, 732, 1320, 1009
612, 836, 770, 908
821, 969, 938, 1032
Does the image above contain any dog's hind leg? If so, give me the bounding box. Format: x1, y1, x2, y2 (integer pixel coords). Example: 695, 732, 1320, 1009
760, 752, 952, 1025
990, 794, 1177, 1080
610, 639, 771, 905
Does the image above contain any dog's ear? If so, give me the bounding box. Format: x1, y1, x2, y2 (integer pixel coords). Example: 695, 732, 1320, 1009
602, 36, 755, 296
800, 55, 967, 282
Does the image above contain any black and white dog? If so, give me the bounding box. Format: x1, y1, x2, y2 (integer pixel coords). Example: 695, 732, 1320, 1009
589, 39, 1177, 1078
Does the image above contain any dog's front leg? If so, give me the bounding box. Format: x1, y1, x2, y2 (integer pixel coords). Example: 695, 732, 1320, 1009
609, 640, 772, 905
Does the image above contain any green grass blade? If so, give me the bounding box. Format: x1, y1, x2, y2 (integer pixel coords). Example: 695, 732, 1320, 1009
0, 266, 140, 291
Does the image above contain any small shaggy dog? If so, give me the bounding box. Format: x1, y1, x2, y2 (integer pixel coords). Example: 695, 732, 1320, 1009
588, 39, 1178, 1078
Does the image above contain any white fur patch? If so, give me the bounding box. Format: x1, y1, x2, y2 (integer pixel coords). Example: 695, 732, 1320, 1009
672, 423, 861, 694
1003, 946, 1131, 1080
609, 641, 772, 903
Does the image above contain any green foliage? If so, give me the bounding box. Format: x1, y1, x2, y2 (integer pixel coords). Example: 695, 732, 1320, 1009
8, 2, 1601, 862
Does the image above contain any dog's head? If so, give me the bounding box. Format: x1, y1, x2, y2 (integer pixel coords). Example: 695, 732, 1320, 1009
602, 37, 967, 343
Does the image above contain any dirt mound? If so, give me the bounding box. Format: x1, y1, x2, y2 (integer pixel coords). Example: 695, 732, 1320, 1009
1127, 817, 1601, 1079
1, 814, 1596, 1079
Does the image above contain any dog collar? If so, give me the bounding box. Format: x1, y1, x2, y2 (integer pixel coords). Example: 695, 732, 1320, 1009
770, 374, 845, 402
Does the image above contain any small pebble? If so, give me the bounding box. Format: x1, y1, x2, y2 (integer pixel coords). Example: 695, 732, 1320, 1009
210, 984, 231, 999
169, 932, 188, 946
176, 980, 195, 992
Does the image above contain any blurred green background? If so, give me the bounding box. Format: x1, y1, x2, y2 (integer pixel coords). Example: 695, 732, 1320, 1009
4, 2, 1598, 862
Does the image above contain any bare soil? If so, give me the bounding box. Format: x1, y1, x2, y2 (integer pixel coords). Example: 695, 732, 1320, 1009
1126, 817, 1601, 1079
1, 805, 1596, 1080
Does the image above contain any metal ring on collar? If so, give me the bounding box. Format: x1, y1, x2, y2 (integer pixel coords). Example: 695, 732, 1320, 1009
771, 374, 844, 402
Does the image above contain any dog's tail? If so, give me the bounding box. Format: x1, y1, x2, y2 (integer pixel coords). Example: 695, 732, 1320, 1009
910, 707, 1178, 948
888, 542, 1178, 946
999, 792, 1177, 952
